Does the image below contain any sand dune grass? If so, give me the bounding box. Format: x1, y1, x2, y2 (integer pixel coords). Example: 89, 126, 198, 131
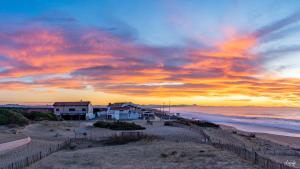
26, 141, 258, 169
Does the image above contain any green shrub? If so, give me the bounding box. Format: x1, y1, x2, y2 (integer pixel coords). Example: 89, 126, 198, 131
173, 118, 219, 128
93, 121, 145, 130
21, 111, 59, 121
175, 118, 192, 126
0, 108, 60, 126
0, 109, 29, 126
191, 120, 219, 128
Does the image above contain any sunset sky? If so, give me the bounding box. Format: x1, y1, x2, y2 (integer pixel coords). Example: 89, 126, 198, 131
1, 0, 300, 106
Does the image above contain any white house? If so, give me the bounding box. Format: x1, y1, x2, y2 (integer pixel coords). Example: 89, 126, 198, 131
53, 101, 95, 120
106, 102, 140, 120
95, 107, 108, 119
141, 110, 155, 119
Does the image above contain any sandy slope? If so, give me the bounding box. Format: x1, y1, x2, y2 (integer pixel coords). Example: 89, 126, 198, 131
255, 133, 300, 149
206, 126, 300, 168
26, 140, 258, 169
3, 120, 300, 169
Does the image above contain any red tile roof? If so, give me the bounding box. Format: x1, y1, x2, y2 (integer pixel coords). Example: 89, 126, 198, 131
53, 102, 91, 106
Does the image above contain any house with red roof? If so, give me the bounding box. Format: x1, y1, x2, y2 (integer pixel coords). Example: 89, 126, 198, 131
53, 101, 95, 120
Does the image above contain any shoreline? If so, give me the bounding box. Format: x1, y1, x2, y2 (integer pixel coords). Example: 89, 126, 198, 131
175, 110, 300, 140
220, 123, 300, 149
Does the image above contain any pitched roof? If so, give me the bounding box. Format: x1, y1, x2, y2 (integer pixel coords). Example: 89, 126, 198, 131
108, 102, 139, 108
110, 107, 130, 110
108, 102, 128, 107
53, 101, 91, 106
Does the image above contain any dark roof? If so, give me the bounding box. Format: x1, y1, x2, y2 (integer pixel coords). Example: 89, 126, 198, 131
110, 107, 130, 110
108, 102, 128, 107
53, 102, 91, 106
108, 102, 139, 108
94, 108, 107, 111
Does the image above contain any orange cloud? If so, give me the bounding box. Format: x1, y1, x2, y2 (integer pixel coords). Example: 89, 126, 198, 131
192, 34, 257, 59
0, 23, 300, 106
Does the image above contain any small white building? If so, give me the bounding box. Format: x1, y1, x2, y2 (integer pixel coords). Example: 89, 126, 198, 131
106, 102, 140, 120
53, 101, 95, 120
95, 108, 108, 119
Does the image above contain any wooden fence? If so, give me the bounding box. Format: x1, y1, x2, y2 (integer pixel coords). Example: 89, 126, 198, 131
200, 129, 298, 169
1, 127, 298, 169
0, 139, 71, 169
212, 142, 297, 169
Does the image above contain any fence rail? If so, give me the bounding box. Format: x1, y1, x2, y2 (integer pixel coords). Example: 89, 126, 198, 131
200, 129, 298, 169
0, 126, 298, 169
0, 139, 71, 169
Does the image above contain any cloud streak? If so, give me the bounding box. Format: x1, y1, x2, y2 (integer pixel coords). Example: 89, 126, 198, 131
1, 11, 300, 106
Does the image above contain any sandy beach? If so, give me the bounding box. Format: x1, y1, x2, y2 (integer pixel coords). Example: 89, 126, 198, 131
26, 140, 258, 169
208, 124, 300, 168
23, 120, 259, 169
220, 124, 300, 149
255, 133, 300, 149
0, 120, 300, 169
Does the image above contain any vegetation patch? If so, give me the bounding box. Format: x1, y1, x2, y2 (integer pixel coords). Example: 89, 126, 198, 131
166, 118, 219, 128
0, 109, 29, 126
160, 151, 178, 158
164, 121, 174, 126
0, 108, 61, 126
102, 134, 157, 146
191, 120, 219, 128
21, 111, 60, 121
236, 132, 256, 139
93, 121, 145, 130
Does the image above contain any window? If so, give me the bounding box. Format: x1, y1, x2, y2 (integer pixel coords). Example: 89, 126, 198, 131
82, 108, 86, 111
69, 108, 75, 111
56, 108, 59, 111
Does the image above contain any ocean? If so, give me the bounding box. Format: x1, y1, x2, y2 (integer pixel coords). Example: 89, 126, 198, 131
171, 106, 300, 137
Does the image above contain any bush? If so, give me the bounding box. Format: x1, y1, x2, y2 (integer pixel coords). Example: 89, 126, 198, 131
0, 108, 60, 126
102, 134, 157, 145
173, 118, 219, 128
175, 118, 192, 126
93, 121, 145, 130
191, 120, 220, 128
0, 109, 29, 126
249, 133, 256, 138
21, 111, 59, 121
164, 121, 174, 126
160, 151, 177, 158
160, 153, 168, 158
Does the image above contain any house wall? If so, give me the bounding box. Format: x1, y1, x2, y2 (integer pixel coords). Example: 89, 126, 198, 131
107, 110, 117, 120
128, 112, 139, 120
53, 104, 95, 120
86, 104, 95, 120
107, 109, 139, 120
97, 111, 107, 119
54, 105, 88, 115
